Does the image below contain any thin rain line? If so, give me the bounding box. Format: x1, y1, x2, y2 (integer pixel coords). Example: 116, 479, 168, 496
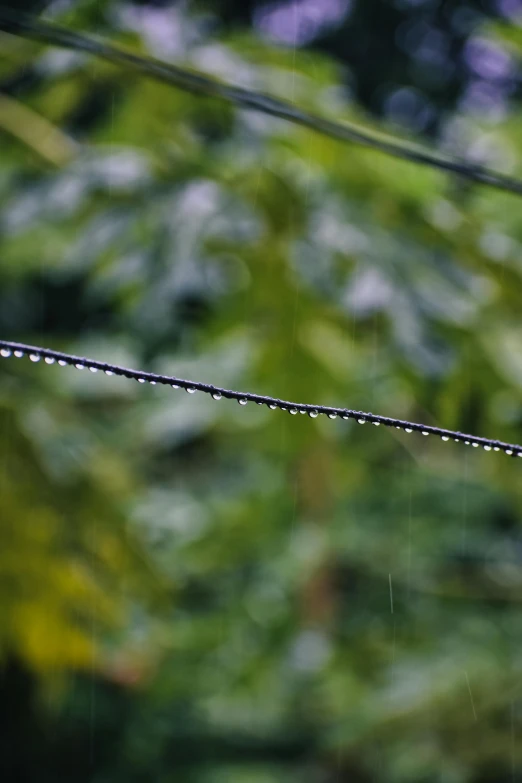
465, 670, 478, 721
2, 9, 522, 197
1, 339, 521, 458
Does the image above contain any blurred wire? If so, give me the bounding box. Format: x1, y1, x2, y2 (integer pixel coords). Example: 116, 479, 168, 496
2, 10, 522, 197
1, 339, 521, 458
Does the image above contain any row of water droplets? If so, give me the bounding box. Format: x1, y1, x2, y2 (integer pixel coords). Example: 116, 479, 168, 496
1, 346, 520, 458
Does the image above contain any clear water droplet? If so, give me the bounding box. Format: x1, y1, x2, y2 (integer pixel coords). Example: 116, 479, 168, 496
212, 392, 222, 400
472, 442, 479, 448
308, 410, 319, 418
238, 398, 248, 406
441, 436, 449, 441
289, 408, 298, 415
150, 381, 156, 385
171, 383, 179, 389
422, 431, 429, 436
269, 404, 277, 410
0, 348, 12, 358
299, 410, 306, 414
29, 354, 41, 363
44, 357, 55, 365
89, 367, 98, 373
357, 419, 366, 424
186, 387, 196, 394
506, 449, 513, 456
518, 453, 522, 458
105, 370, 114, 376
493, 447, 500, 452
14, 350, 24, 358
483, 445, 491, 451
137, 378, 146, 383
75, 363, 85, 370
405, 428, 412, 433
342, 415, 350, 420
328, 413, 337, 419
58, 360, 67, 366
373, 422, 380, 426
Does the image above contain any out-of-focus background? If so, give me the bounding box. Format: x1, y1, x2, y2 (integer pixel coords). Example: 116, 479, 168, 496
1, 0, 522, 780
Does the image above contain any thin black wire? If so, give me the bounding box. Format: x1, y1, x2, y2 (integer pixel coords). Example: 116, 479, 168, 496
1, 339, 520, 458
2, 9, 522, 198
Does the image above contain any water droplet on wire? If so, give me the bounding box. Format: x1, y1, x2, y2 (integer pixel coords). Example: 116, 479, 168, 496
309, 410, 318, 418
29, 354, 41, 363
186, 387, 196, 394
14, 351, 24, 358
289, 408, 298, 415
212, 392, 222, 400
58, 360, 67, 366
75, 363, 85, 370
44, 357, 55, 365
0, 348, 11, 358
238, 398, 248, 406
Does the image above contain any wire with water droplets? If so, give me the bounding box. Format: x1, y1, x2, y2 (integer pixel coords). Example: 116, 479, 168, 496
1, 339, 521, 459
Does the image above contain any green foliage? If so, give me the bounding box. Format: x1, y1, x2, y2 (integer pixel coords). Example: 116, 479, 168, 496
1, 2, 522, 781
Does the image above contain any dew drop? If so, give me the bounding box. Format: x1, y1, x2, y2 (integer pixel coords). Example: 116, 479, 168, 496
289, 408, 298, 415
14, 351, 24, 358
405, 428, 412, 433
342, 415, 350, 420
506, 449, 513, 456
212, 392, 222, 401
441, 436, 449, 441
464, 441, 470, 445
422, 431, 429, 436
75, 363, 85, 370
171, 383, 179, 389
493, 447, 500, 452
373, 422, 380, 426
0, 348, 12, 358
328, 413, 337, 419
300, 410, 306, 415
483, 445, 491, 451
186, 387, 196, 394
308, 410, 319, 418
105, 370, 114, 376
138, 378, 146, 383
44, 357, 55, 365
269, 404, 277, 410
518, 453, 522, 458
29, 354, 41, 363
89, 367, 98, 373
58, 360, 67, 366
238, 398, 248, 406
472, 442, 479, 448
150, 381, 156, 385
357, 419, 366, 424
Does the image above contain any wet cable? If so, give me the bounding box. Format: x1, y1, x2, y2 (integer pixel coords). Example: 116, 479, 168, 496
2, 9, 522, 197
1, 339, 520, 459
